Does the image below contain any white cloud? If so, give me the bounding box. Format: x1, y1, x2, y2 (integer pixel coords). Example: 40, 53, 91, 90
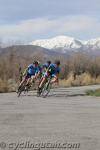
0, 15, 100, 41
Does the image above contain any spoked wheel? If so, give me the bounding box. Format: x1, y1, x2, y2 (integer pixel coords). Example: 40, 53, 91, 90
24, 84, 31, 94
37, 79, 44, 97
41, 81, 51, 98
17, 84, 26, 97
37, 88, 42, 97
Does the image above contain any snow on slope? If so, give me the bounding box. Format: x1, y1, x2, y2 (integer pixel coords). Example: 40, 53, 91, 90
30, 36, 100, 53
30, 36, 83, 49
85, 37, 100, 49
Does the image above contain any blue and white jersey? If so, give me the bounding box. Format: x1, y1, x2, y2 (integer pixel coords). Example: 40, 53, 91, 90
42, 63, 50, 69
27, 64, 41, 75
48, 64, 60, 75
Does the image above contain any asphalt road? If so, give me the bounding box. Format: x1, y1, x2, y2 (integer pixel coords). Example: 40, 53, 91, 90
0, 85, 100, 150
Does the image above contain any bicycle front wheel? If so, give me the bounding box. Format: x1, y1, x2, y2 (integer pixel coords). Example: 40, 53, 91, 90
17, 84, 25, 97
41, 81, 51, 98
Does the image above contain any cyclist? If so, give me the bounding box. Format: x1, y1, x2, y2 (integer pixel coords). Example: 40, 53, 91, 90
18, 61, 41, 90
41, 60, 51, 75
42, 60, 51, 69
38, 60, 60, 92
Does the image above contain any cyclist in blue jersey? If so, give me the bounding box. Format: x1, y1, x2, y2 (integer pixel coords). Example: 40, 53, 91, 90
41, 60, 51, 75
38, 60, 60, 91
18, 61, 41, 89
42, 60, 51, 69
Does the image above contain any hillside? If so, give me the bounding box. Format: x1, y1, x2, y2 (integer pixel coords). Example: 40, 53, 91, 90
0, 45, 64, 60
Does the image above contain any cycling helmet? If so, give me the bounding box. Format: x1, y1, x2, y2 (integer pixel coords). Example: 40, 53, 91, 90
33, 60, 39, 65
47, 60, 51, 65
55, 60, 60, 65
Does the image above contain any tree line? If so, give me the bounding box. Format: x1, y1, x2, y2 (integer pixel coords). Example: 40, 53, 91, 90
0, 50, 100, 82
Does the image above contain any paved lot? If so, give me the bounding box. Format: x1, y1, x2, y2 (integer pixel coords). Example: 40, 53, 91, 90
0, 85, 100, 150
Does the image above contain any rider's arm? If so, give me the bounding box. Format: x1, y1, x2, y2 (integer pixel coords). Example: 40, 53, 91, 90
34, 66, 42, 79
46, 64, 52, 73
34, 71, 40, 79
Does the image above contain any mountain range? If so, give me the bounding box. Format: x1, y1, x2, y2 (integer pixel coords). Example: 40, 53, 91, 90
30, 35, 100, 55
0, 36, 100, 59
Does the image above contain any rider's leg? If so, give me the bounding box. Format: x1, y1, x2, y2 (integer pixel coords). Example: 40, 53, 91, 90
38, 72, 45, 88
30, 75, 36, 85
50, 75, 58, 84
18, 76, 26, 88
38, 77, 46, 89
38, 71, 49, 89
26, 77, 31, 86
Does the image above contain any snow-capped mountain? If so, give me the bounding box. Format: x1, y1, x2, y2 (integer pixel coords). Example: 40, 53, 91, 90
30, 36, 100, 54
85, 38, 100, 49
30, 36, 83, 49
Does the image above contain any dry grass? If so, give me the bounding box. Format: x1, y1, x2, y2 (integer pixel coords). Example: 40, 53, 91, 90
0, 73, 100, 92
59, 73, 100, 87
59, 73, 74, 87
96, 76, 100, 84
0, 79, 9, 93
0, 78, 17, 93
79, 73, 95, 85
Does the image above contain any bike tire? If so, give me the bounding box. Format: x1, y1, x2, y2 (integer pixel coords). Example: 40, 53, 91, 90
41, 80, 51, 98
37, 85, 43, 97
17, 85, 25, 97
37, 79, 46, 97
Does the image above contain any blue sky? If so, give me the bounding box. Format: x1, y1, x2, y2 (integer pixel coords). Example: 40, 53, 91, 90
0, 0, 100, 43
